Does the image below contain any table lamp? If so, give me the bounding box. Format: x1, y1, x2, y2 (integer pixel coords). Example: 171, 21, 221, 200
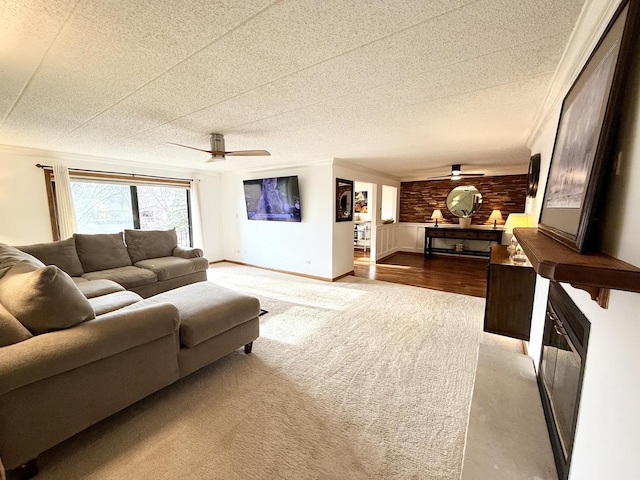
488, 209, 503, 229
504, 213, 533, 248
431, 209, 444, 227
504, 213, 532, 234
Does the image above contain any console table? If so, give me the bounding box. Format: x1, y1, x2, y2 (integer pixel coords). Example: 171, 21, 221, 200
424, 225, 503, 258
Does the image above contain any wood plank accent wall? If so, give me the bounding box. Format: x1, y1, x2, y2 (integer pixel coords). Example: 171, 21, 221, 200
399, 174, 528, 225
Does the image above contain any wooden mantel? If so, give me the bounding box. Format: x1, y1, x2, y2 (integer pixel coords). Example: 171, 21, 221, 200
513, 228, 640, 308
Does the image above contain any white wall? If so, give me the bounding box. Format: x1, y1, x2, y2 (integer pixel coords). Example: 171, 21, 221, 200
333, 161, 401, 267
0, 146, 224, 260
381, 184, 398, 222
221, 162, 334, 279
526, 1, 640, 477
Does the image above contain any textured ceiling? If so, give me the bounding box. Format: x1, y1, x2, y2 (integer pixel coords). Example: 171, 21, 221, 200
0, 0, 585, 179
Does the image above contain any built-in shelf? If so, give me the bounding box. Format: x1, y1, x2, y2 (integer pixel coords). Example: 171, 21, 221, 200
513, 228, 640, 308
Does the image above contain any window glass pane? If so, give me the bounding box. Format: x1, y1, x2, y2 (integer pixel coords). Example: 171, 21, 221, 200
136, 185, 191, 246
71, 182, 134, 233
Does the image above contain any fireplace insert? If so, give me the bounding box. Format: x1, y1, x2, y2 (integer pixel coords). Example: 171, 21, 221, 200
539, 282, 590, 480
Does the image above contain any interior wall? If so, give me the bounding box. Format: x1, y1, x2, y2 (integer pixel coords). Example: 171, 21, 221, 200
399, 175, 528, 225
332, 161, 401, 268
381, 185, 398, 222
526, 0, 640, 477
0, 146, 224, 260
220, 162, 334, 279
0, 150, 53, 245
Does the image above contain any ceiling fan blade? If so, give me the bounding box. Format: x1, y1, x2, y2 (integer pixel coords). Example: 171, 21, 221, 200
427, 173, 485, 180
167, 142, 213, 154
225, 150, 271, 157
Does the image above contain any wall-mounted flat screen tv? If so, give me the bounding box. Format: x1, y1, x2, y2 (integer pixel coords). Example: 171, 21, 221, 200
243, 175, 301, 222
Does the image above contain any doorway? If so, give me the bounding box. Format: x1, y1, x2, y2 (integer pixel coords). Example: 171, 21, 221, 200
353, 181, 374, 263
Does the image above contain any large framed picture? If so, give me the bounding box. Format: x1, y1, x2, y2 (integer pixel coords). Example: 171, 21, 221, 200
538, 0, 639, 252
336, 178, 353, 222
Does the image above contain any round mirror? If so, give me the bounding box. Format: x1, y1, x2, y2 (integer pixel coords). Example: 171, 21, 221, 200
446, 186, 483, 217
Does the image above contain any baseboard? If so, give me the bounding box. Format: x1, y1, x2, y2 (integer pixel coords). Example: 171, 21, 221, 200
217, 260, 343, 282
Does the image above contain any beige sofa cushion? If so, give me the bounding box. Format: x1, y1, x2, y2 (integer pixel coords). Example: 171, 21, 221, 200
74, 233, 131, 272
17, 237, 84, 277
135, 282, 260, 348
82, 266, 157, 289
134, 256, 209, 281
0, 243, 45, 278
88, 291, 143, 316
75, 279, 125, 299
0, 303, 32, 347
0, 262, 95, 335
125, 229, 177, 264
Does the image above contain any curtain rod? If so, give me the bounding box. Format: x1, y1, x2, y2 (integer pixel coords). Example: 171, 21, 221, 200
35, 164, 194, 183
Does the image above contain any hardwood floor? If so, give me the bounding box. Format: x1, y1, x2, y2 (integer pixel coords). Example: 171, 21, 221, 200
353, 249, 488, 298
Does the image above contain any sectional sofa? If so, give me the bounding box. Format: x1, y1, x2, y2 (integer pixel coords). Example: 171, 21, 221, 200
0, 230, 261, 478
18, 229, 210, 298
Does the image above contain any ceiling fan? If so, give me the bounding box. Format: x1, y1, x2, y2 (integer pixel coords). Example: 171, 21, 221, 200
428, 164, 485, 181
168, 133, 270, 162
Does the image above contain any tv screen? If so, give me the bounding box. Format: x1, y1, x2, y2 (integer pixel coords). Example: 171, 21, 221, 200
243, 176, 302, 222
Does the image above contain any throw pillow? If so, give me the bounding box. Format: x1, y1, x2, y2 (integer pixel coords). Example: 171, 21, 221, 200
17, 237, 85, 277
124, 229, 178, 264
0, 261, 95, 334
74, 233, 132, 272
0, 302, 32, 347
0, 243, 45, 279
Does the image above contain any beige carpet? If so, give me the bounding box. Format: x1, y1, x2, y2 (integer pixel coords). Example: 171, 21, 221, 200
35, 263, 521, 480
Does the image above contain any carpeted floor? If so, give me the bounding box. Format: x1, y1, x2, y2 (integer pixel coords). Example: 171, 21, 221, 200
35, 263, 521, 480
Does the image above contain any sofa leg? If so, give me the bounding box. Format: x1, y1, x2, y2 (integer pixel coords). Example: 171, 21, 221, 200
244, 342, 253, 354
6, 459, 38, 480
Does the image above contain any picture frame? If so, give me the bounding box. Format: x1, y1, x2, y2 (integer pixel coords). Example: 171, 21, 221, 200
538, 0, 639, 252
527, 153, 540, 198
355, 191, 368, 214
336, 178, 353, 222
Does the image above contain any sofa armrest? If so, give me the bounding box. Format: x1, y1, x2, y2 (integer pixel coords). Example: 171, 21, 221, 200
0, 303, 179, 396
172, 246, 204, 259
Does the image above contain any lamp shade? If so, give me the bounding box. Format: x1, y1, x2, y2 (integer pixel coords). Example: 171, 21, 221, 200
431, 209, 444, 222
504, 213, 532, 234
488, 209, 503, 223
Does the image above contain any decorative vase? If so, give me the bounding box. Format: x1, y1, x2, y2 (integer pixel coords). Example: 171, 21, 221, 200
459, 217, 472, 229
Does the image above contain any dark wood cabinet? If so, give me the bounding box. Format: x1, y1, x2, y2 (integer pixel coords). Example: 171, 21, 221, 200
484, 244, 536, 340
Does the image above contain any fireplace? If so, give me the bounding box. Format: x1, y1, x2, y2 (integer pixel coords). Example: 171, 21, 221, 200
538, 282, 590, 480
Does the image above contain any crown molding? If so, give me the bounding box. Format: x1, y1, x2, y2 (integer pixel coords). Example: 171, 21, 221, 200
526, 0, 622, 147
0, 143, 225, 178
216, 158, 334, 177
332, 157, 401, 182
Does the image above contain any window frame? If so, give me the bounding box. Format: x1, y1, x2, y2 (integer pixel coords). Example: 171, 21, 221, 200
42, 167, 193, 246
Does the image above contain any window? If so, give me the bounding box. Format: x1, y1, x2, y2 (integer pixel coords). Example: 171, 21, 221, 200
44, 169, 193, 246
72, 182, 135, 233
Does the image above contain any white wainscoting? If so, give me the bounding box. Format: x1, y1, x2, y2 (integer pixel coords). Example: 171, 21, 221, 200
375, 223, 399, 260
396, 222, 427, 254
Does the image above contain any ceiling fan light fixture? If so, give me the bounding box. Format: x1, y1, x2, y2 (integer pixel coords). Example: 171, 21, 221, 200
451, 164, 462, 176
210, 133, 225, 157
